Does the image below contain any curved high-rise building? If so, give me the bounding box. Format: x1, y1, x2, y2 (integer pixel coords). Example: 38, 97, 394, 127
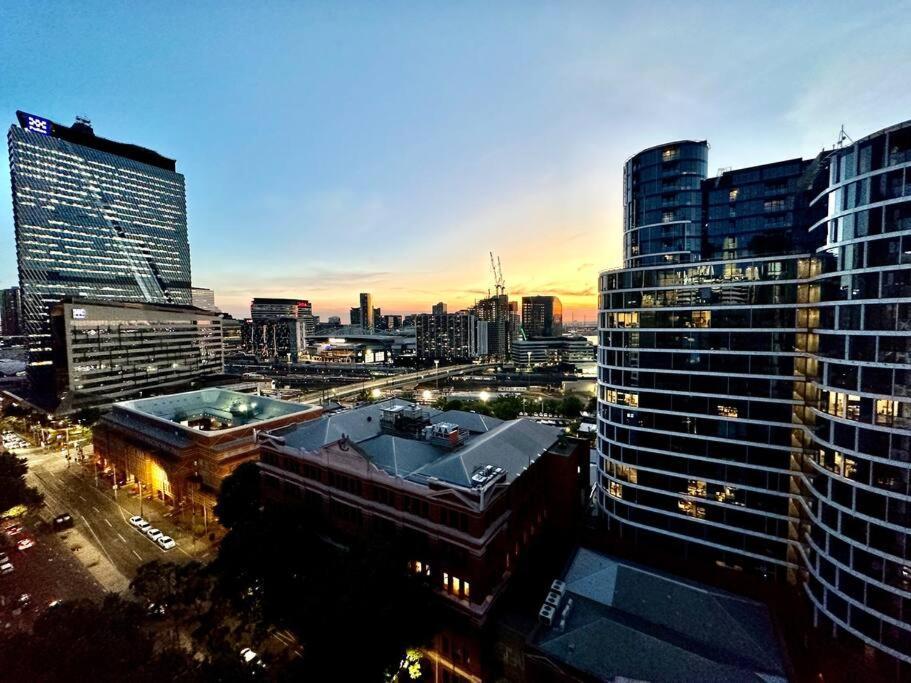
623, 140, 707, 267
798, 121, 911, 665
598, 121, 911, 671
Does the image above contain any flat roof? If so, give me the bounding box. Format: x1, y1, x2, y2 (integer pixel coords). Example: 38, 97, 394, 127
15, 111, 177, 172
533, 548, 787, 682
115, 388, 318, 435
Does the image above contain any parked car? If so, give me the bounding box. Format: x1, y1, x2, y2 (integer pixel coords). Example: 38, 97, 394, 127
0, 551, 8, 564
146, 528, 163, 542
135, 520, 151, 532
129, 515, 146, 527
157, 536, 176, 550
16, 537, 35, 551
52, 513, 74, 530
4, 524, 22, 537
0, 562, 14, 575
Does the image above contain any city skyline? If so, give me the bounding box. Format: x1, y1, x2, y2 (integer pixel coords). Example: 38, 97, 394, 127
2, 1, 911, 322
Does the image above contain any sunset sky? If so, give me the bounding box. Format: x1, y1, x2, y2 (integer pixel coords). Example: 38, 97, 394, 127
2, 1, 911, 321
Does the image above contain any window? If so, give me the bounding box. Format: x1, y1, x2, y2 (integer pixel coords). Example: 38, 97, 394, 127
687, 480, 707, 497
678, 499, 706, 518
717, 404, 739, 418
662, 147, 679, 162
608, 481, 623, 499
729, 188, 739, 202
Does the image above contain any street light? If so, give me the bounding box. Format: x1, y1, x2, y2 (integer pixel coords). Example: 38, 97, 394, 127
479, 390, 490, 403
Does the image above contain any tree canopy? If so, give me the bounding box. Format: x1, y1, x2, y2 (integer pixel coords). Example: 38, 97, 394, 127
0, 451, 44, 514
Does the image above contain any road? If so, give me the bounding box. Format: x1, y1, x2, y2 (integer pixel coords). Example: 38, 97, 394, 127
14, 440, 206, 588
300, 362, 496, 403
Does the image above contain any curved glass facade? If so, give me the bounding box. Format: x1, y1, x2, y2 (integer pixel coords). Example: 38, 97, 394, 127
599, 122, 911, 671
623, 141, 708, 268
799, 122, 911, 664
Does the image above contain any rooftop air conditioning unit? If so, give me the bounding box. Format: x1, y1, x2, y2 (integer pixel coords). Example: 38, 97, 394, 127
550, 579, 566, 595
538, 604, 556, 626
545, 591, 562, 608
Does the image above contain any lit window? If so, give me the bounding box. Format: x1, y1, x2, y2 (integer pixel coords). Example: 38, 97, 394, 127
608, 481, 623, 499
463, 580, 470, 599
728, 188, 739, 202
717, 404, 738, 418
687, 480, 707, 497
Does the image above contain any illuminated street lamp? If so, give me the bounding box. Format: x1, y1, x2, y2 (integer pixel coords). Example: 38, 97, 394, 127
371, 387, 382, 399
479, 390, 490, 403
422, 389, 432, 402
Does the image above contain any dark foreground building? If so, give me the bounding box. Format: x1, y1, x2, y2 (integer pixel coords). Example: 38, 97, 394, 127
8, 111, 192, 387
597, 121, 911, 671
258, 399, 590, 623
525, 547, 788, 682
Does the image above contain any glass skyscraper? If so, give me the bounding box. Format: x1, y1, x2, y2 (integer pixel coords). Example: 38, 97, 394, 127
598, 122, 911, 670
7, 111, 192, 386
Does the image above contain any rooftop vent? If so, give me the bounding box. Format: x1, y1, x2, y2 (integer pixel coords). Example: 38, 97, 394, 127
470, 464, 505, 487
538, 604, 556, 626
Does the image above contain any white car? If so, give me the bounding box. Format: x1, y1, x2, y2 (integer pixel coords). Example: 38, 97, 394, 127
129, 516, 146, 527
146, 528, 163, 542
135, 519, 151, 532
0, 562, 13, 575
157, 536, 176, 550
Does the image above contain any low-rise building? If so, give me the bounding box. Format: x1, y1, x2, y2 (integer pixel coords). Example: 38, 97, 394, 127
257, 399, 589, 623
94, 388, 321, 527
526, 547, 789, 682
511, 336, 595, 366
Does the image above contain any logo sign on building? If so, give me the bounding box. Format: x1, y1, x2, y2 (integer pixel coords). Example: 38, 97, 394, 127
72, 308, 87, 320
26, 114, 51, 135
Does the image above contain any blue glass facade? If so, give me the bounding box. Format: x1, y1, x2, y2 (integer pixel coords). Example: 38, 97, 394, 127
7, 113, 192, 391
599, 120, 911, 671
623, 141, 708, 267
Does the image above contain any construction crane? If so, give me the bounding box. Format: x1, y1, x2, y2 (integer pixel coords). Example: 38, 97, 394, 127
489, 251, 506, 297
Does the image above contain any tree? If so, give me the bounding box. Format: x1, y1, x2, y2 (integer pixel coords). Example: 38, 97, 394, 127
0, 451, 43, 514
561, 395, 584, 418
213, 460, 262, 529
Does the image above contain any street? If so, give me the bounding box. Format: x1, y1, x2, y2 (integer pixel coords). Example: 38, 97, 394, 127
14, 439, 212, 590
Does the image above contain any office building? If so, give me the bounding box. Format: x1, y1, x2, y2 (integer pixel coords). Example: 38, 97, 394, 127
8, 111, 192, 385
258, 399, 589, 622
94, 389, 320, 528
432, 302, 448, 315
250, 297, 313, 326
597, 122, 911, 669
191, 287, 218, 312
0, 287, 22, 337
359, 292, 374, 332
47, 298, 224, 413
249, 298, 314, 361
373, 307, 382, 331
415, 313, 479, 361
221, 316, 243, 358
522, 296, 563, 338
511, 336, 594, 366
327, 315, 341, 326
380, 314, 402, 331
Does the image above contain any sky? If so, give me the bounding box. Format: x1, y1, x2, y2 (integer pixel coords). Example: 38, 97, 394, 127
2, 1, 910, 322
